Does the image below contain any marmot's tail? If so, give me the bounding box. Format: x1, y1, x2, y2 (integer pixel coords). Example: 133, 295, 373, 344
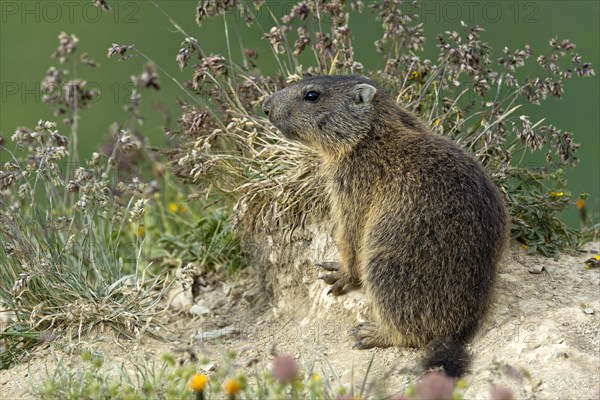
423, 337, 470, 377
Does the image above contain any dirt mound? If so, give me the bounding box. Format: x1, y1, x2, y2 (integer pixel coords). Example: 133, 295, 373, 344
248, 225, 600, 398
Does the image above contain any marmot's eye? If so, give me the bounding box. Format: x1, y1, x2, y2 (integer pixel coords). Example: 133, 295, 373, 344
304, 91, 320, 102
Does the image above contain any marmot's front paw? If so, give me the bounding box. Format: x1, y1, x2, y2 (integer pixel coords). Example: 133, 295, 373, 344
316, 262, 358, 296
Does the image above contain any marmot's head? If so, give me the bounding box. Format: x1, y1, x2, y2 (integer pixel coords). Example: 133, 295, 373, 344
263, 75, 379, 158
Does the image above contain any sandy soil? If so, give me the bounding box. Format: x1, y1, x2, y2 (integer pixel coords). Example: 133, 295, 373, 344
1, 238, 599, 399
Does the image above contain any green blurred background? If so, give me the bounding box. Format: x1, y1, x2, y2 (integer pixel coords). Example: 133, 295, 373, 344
1, 0, 598, 226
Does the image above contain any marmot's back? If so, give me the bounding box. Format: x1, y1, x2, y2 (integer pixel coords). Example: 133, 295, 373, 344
360, 131, 507, 341
263, 75, 509, 377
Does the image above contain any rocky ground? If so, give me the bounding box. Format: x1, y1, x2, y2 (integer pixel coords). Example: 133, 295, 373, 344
1, 238, 599, 399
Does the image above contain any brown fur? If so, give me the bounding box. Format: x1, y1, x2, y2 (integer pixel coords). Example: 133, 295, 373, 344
263, 75, 509, 377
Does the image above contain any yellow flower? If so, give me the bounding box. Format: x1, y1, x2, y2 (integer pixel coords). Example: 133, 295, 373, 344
311, 373, 321, 383
577, 198, 586, 209
522, 244, 529, 250
168, 202, 179, 213
585, 255, 600, 270
549, 191, 564, 197
411, 71, 419, 79
137, 226, 145, 236
190, 373, 208, 392
223, 378, 242, 397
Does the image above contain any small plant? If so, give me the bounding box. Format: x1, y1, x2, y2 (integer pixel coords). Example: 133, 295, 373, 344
37, 351, 196, 399
0, 22, 250, 369
33, 350, 483, 399
141, 176, 247, 276
507, 167, 580, 256
0, 116, 166, 367
0, 33, 166, 369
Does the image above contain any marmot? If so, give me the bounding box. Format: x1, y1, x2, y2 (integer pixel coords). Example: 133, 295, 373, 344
263, 75, 508, 377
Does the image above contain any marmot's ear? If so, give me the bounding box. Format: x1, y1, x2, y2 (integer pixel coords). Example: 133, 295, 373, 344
354, 83, 377, 104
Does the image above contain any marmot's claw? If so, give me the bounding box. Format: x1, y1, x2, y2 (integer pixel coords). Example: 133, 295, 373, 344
350, 322, 372, 335
350, 322, 376, 335
318, 272, 340, 285
327, 280, 351, 296
350, 322, 383, 349
317, 263, 358, 296
353, 339, 377, 350
315, 261, 340, 272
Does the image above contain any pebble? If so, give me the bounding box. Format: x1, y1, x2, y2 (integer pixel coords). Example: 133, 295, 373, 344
194, 326, 239, 341
528, 264, 545, 274
189, 304, 211, 316
201, 362, 216, 372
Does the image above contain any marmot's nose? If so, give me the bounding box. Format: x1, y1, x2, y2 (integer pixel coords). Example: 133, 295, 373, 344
263, 95, 272, 116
